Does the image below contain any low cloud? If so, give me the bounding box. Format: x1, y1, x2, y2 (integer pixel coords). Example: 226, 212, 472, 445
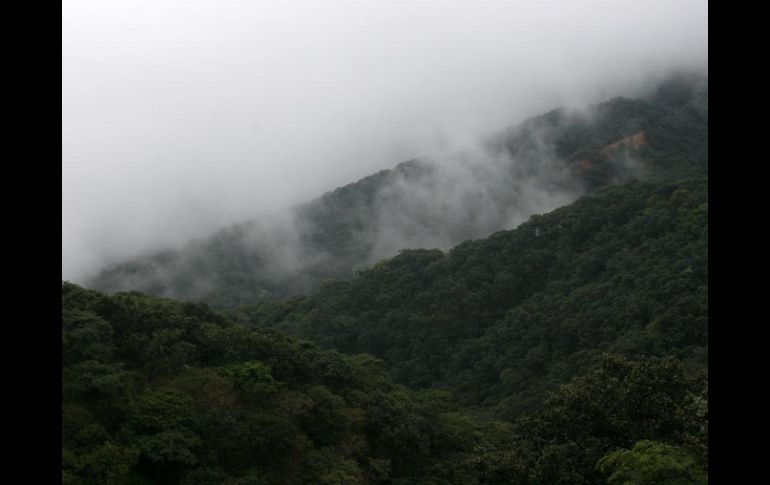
63, 0, 707, 282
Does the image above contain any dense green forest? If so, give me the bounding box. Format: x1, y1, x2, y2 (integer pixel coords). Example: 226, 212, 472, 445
63, 283, 503, 484
63, 175, 708, 483
233, 177, 707, 420
88, 74, 707, 309
63, 284, 706, 484
66, 73, 707, 483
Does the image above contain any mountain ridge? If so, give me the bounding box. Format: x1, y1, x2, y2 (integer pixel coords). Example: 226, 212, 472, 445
235, 176, 708, 419
64, 72, 708, 484
88, 73, 707, 309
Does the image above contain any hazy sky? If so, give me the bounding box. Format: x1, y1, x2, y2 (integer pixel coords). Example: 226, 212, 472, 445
62, 0, 707, 282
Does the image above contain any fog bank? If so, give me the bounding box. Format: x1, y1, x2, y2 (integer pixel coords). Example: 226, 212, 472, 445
63, 0, 707, 282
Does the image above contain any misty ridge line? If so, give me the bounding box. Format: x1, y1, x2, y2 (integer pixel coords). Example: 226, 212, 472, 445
62, 0, 708, 285
86, 72, 707, 307
86, 126, 581, 301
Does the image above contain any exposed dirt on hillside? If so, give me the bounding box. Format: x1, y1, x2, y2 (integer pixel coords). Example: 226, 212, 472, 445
600, 130, 647, 156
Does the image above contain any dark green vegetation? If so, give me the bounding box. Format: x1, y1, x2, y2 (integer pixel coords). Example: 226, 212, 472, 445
235, 177, 707, 421
447, 354, 707, 484
64, 176, 708, 483
63, 285, 706, 484
89, 73, 707, 310
67, 73, 707, 482
63, 283, 515, 484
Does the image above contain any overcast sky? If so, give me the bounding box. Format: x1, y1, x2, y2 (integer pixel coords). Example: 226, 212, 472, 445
62, 0, 707, 282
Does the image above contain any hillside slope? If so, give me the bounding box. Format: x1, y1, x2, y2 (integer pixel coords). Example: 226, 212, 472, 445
63, 283, 707, 484
63, 283, 513, 484
235, 176, 707, 420
88, 74, 707, 308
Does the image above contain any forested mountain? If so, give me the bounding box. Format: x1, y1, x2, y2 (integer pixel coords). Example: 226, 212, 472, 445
233, 177, 707, 420
88, 73, 707, 309
62, 284, 707, 484
65, 72, 708, 483
63, 283, 509, 484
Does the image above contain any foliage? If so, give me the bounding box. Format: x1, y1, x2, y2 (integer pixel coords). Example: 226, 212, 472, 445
597, 440, 707, 484
61, 284, 496, 484
243, 177, 707, 421
443, 354, 708, 484
65, 73, 708, 483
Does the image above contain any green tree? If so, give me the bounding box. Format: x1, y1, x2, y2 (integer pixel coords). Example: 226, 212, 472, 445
597, 440, 707, 484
